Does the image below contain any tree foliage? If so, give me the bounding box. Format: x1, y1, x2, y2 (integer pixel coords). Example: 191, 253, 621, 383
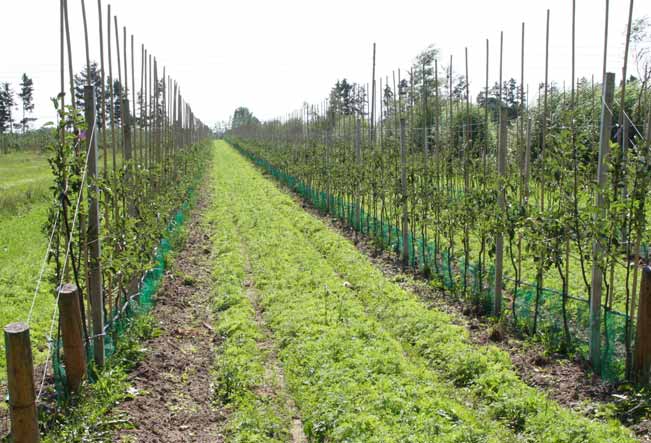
231, 107, 259, 129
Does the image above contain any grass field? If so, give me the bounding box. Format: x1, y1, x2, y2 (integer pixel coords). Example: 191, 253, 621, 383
208, 141, 634, 442
0, 151, 56, 381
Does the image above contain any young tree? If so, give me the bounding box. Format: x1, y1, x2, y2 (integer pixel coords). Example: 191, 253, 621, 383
18, 73, 35, 133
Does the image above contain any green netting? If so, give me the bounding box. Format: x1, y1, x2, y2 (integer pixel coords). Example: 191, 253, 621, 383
234, 142, 631, 382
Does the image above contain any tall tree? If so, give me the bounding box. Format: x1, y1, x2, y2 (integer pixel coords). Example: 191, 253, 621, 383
231, 107, 259, 129
74, 63, 105, 126
110, 80, 123, 127
0, 83, 16, 134
328, 79, 366, 117
476, 78, 522, 122
18, 74, 35, 133
411, 44, 439, 97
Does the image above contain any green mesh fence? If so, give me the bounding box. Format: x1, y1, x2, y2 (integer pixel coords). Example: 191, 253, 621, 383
234, 142, 631, 382
52, 186, 196, 399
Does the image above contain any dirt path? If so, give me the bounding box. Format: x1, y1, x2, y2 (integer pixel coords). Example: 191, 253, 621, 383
116, 192, 225, 443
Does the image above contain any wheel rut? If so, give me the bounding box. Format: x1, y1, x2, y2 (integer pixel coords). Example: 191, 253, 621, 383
239, 239, 308, 443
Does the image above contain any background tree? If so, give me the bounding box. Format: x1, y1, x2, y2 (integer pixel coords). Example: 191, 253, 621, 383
110, 80, 123, 127
476, 78, 522, 122
630, 16, 650, 121
0, 83, 16, 134
18, 73, 35, 133
74, 63, 104, 126
411, 44, 439, 93
231, 107, 259, 129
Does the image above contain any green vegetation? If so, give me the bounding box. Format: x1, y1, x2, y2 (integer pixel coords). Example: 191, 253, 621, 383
0, 150, 55, 379
208, 164, 293, 441
41, 314, 159, 443
210, 141, 634, 442
0, 149, 51, 215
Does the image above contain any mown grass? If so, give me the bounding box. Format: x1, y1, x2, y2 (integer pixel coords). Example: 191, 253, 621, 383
216, 140, 635, 442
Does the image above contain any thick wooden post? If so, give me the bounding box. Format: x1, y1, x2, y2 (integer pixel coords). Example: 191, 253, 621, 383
123, 98, 133, 163
590, 72, 615, 371
58, 284, 87, 393
4, 323, 39, 443
634, 267, 651, 384
494, 110, 507, 316
84, 85, 105, 368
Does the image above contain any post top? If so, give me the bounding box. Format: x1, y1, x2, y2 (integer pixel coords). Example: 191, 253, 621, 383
59, 283, 79, 295
4, 322, 29, 334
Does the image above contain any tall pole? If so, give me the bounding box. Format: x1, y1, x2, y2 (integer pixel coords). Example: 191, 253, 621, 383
590, 72, 615, 372
495, 110, 507, 316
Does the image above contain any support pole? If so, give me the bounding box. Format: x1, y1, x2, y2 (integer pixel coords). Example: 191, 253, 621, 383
58, 283, 87, 393
4, 322, 39, 443
400, 114, 409, 269
84, 85, 105, 368
354, 117, 362, 233
590, 72, 615, 372
494, 110, 507, 316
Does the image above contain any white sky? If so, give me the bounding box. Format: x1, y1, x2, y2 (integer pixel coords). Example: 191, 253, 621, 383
1, 0, 649, 129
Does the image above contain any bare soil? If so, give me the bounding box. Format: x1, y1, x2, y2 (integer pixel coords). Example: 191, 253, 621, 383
116, 193, 226, 442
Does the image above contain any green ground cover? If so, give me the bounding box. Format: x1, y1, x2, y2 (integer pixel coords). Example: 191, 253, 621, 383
0, 151, 55, 380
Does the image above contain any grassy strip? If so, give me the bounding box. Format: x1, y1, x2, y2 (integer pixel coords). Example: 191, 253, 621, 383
213, 142, 520, 442
207, 152, 294, 442
224, 141, 635, 442
0, 204, 55, 379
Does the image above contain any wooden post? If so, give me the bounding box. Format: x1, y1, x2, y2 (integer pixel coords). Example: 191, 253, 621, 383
84, 85, 105, 368
4, 323, 39, 443
58, 284, 87, 393
590, 72, 615, 372
634, 266, 651, 384
494, 110, 507, 316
